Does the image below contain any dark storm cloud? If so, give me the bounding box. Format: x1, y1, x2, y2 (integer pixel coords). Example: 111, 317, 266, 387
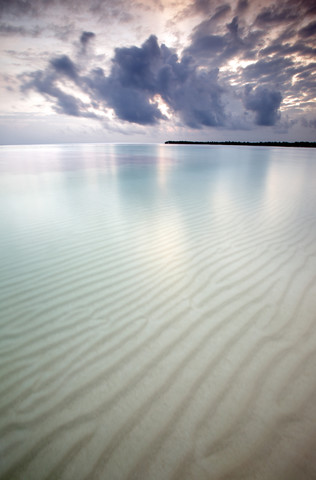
50, 55, 78, 80
243, 57, 294, 84
186, 34, 226, 57
189, 4, 230, 38
0, 22, 40, 36
186, 16, 228, 61
52, 92, 86, 116
300, 0, 316, 16
227, 16, 238, 36
79, 31, 96, 55
189, 0, 213, 15
298, 20, 316, 38
21, 53, 96, 118
0, 22, 21, 35
254, 0, 316, 28
80, 31, 95, 46
289, 71, 316, 102
22, 35, 165, 125
177, 0, 228, 19
22, 70, 82, 116
109, 35, 161, 93
166, 67, 226, 128
260, 42, 316, 58
255, 5, 297, 25
242, 41, 316, 110
18, 0, 316, 133
22, 34, 227, 128
295, 62, 316, 77
236, 0, 248, 13
186, 13, 265, 66
0, 0, 35, 17
0, 18, 73, 39
243, 86, 282, 126
94, 35, 165, 124
211, 4, 231, 21
83, 35, 226, 127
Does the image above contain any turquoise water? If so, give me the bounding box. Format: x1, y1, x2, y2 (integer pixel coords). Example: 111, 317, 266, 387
1, 143, 315, 285
1, 143, 316, 480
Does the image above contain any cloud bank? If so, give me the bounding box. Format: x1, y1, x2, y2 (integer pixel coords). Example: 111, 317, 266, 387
1, 0, 316, 141
22, 34, 231, 128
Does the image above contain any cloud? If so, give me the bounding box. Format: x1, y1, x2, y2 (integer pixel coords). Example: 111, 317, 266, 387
250, 42, 316, 107
301, 117, 316, 128
0, 19, 75, 40
186, 13, 264, 66
21, 54, 95, 119
21, 34, 228, 128
0, 0, 314, 144
298, 20, 316, 37
0, 0, 152, 26
21, 35, 166, 125
48, 22, 74, 41
23, 70, 80, 116
243, 57, 294, 84
301, 0, 316, 16
236, 0, 249, 13
211, 4, 231, 21
254, 0, 316, 29
186, 34, 226, 58
255, 4, 298, 25
243, 86, 282, 126
50, 55, 78, 80
18, 0, 316, 135
189, 0, 214, 15
86, 35, 227, 127
0, 0, 35, 17
90, 35, 165, 125
110, 35, 161, 93
78, 30, 96, 56
0, 22, 41, 36
190, 4, 231, 35
176, 0, 230, 19
80, 31, 95, 46
167, 68, 226, 128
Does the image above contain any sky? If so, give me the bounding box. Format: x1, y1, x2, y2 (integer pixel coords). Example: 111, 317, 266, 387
0, 0, 315, 144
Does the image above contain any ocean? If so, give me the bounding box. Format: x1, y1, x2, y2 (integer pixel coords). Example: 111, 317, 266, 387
1, 143, 316, 480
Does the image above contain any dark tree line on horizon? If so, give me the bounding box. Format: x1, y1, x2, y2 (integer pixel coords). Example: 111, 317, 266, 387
165, 141, 316, 148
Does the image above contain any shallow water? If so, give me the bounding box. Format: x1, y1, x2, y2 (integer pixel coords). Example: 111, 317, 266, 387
1, 143, 316, 480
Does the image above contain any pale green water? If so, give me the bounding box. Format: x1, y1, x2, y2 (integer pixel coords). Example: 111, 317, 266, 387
1, 143, 316, 480
1, 144, 315, 301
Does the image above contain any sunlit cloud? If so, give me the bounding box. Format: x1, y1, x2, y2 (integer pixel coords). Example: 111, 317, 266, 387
0, 0, 315, 143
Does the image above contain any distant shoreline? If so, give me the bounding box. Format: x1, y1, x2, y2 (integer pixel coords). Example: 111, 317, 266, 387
165, 141, 316, 148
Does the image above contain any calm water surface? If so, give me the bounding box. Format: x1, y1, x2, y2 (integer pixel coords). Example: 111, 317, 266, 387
1, 144, 315, 296
1, 143, 316, 480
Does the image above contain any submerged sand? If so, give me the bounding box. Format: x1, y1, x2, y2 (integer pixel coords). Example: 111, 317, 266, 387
0, 144, 316, 480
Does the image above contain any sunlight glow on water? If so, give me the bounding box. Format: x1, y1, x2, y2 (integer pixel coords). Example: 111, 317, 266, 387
1, 143, 315, 309
1, 143, 316, 326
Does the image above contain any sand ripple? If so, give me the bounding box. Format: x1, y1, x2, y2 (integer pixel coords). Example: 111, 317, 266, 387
1, 148, 316, 480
